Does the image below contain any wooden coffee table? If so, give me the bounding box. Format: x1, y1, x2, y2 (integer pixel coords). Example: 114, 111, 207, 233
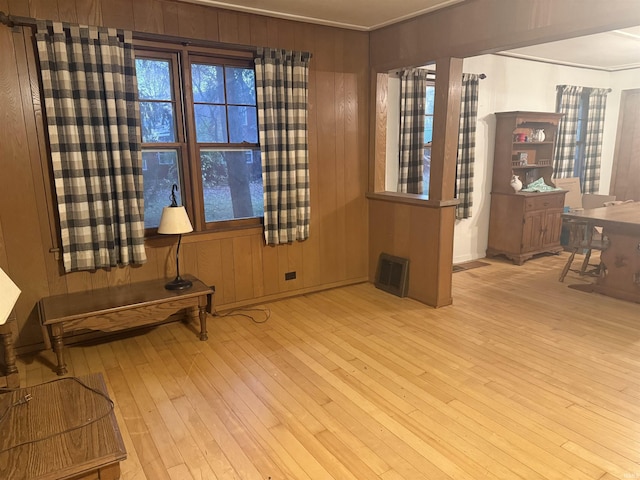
0, 373, 126, 479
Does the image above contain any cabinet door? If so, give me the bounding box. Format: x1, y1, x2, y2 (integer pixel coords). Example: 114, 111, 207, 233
542, 209, 564, 247
522, 210, 546, 252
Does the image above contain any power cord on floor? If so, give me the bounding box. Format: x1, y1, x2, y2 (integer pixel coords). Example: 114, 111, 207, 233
212, 306, 271, 324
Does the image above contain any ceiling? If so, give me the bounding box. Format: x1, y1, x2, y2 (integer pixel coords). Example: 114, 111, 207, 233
500, 26, 640, 72
177, 0, 466, 30
178, 0, 640, 71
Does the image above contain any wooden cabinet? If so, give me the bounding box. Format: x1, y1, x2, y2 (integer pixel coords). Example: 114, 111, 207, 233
487, 111, 566, 265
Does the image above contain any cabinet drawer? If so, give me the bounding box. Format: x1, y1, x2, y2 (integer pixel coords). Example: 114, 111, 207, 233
524, 195, 564, 211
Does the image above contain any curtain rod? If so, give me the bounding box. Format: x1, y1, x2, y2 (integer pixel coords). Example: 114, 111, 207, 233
0, 11, 257, 53
394, 69, 487, 79
0, 11, 312, 57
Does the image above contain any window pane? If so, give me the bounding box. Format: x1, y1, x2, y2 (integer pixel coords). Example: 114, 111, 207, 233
191, 64, 225, 103
140, 101, 176, 143
142, 149, 181, 229
228, 106, 258, 143
425, 85, 435, 114
423, 147, 431, 199
225, 67, 256, 105
201, 149, 263, 222
424, 116, 433, 144
194, 105, 228, 142
135, 59, 172, 101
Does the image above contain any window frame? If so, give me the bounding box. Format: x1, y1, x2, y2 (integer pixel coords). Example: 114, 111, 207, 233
134, 40, 262, 236
423, 81, 436, 197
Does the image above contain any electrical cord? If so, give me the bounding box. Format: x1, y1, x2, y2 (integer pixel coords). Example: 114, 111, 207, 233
0, 376, 115, 453
212, 306, 271, 324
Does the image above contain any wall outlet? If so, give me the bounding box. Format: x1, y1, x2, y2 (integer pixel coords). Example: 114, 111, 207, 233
285, 271, 296, 281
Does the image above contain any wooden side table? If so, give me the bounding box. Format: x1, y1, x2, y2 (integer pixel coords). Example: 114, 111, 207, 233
39, 275, 213, 375
0, 373, 126, 479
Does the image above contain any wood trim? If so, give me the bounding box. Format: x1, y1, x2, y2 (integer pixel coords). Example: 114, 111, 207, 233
428, 57, 463, 201
366, 191, 459, 208
371, 71, 388, 193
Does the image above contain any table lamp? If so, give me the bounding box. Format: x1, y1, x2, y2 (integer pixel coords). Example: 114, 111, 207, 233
0, 267, 20, 325
158, 184, 193, 290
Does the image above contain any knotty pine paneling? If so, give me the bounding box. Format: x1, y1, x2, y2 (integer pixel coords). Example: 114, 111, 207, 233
1, 0, 370, 351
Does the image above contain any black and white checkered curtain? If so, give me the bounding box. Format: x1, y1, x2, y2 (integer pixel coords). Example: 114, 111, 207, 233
582, 88, 609, 194
456, 74, 480, 219
553, 85, 583, 179
36, 22, 146, 272
398, 69, 428, 194
255, 48, 311, 245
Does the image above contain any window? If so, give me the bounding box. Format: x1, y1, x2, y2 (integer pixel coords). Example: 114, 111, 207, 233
572, 90, 590, 179
135, 45, 263, 232
423, 83, 435, 196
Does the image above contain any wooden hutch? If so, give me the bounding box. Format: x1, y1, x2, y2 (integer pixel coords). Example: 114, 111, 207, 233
487, 111, 566, 265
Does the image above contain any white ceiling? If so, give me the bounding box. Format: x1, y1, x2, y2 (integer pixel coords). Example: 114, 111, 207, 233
177, 0, 466, 30
500, 27, 640, 72
178, 0, 640, 71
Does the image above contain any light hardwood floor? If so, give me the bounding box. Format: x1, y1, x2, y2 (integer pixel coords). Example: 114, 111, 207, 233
17, 253, 640, 479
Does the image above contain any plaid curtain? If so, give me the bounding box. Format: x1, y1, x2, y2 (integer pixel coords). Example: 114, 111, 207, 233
398, 68, 428, 194
553, 85, 583, 179
255, 48, 311, 245
36, 22, 146, 273
582, 88, 609, 194
456, 74, 480, 219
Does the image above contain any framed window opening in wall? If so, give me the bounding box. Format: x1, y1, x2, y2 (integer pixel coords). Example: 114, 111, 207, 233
383, 69, 436, 198
135, 41, 263, 235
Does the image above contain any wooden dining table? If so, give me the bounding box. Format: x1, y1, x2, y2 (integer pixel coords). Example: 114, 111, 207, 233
561, 201, 640, 303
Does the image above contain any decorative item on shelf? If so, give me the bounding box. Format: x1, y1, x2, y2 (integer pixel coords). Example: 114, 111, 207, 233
517, 152, 528, 165
510, 174, 523, 193
531, 128, 546, 142
158, 184, 194, 290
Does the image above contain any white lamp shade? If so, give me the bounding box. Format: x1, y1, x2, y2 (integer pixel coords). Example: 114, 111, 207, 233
0, 267, 20, 326
157, 206, 194, 234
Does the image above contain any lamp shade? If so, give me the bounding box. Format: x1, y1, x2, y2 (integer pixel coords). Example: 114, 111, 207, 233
157, 206, 193, 235
0, 267, 20, 326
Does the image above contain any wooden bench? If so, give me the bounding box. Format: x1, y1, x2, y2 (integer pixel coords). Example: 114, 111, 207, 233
38, 274, 213, 375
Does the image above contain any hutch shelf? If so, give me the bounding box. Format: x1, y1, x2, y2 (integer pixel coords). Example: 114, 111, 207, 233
487, 111, 566, 265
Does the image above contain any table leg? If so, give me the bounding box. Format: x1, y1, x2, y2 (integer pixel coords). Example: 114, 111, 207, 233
198, 295, 208, 341
51, 325, 68, 376
0, 325, 18, 378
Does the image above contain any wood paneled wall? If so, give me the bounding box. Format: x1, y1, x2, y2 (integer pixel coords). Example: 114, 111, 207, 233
369, 197, 456, 307
0, 0, 369, 351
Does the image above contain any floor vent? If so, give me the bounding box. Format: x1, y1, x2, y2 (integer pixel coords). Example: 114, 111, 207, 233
375, 253, 409, 297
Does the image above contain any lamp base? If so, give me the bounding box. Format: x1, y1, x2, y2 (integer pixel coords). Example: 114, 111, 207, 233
165, 276, 193, 291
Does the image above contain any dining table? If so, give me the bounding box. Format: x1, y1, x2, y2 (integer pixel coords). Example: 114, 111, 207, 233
561, 201, 640, 303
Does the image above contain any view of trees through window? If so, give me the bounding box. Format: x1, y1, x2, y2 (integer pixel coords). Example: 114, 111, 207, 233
423, 84, 435, 196
135, 50, 263, 230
